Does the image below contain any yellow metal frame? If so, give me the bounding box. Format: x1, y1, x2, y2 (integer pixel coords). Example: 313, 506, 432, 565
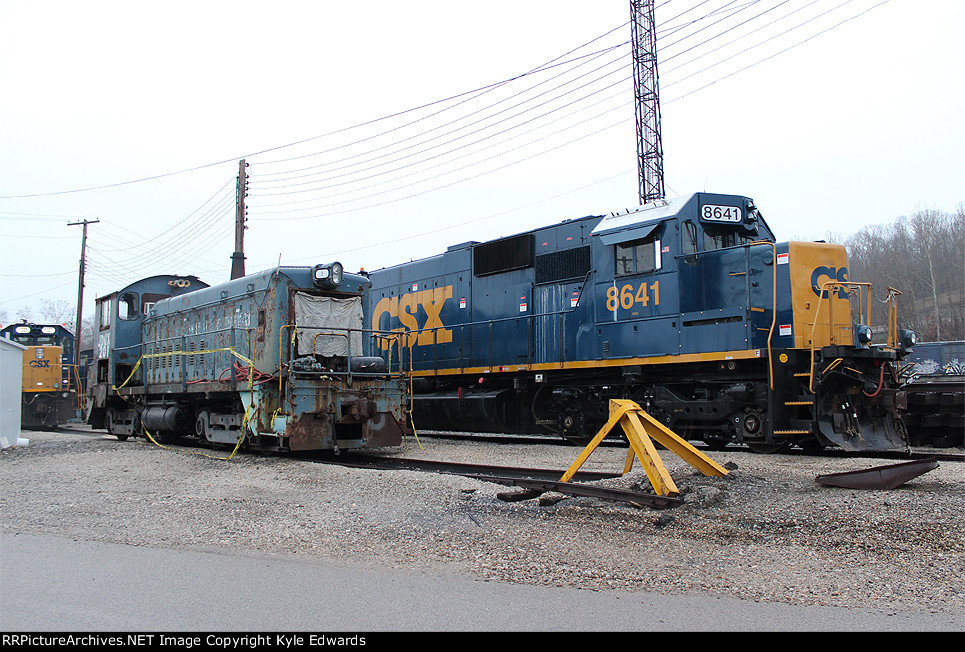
560, 399, 729, 497
805, 281, 902, 392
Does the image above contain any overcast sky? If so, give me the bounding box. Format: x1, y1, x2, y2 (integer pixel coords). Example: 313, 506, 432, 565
1, 0, 962, 325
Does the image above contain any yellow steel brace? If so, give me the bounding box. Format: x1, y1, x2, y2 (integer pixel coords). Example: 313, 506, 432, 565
560, 399, 729, 497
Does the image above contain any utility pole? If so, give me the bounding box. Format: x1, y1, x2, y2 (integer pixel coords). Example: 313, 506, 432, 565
631, 0, 665, 204
68, 218, 98, 373
231, 159, 248, 280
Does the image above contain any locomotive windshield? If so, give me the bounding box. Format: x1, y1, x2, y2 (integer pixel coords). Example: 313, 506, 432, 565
703, 225, 756, 251
293, 292, 364, 357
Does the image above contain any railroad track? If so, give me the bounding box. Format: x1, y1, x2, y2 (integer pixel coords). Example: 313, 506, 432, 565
307, 452, 684, 509
901, 374, 965, 448
417, 431, 963, 462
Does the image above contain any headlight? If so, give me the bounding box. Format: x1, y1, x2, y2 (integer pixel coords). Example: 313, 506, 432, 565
312, 262, 344, 289
856, 324, 873, 348
899, 329, 917, 353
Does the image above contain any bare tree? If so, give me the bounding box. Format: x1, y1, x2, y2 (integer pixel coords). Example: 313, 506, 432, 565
846, 207, 964, 341
39, 298, 75, 326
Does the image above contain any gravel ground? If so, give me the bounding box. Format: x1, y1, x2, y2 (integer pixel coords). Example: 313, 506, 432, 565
2, 425, 963, 619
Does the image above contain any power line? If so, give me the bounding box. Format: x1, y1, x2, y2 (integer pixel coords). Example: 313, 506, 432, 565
244, 1, 888, 217
0, 25, 632, 200
2, 1, 897, 310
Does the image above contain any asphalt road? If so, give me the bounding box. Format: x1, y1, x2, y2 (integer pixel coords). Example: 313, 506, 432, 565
1, 533, 960, 633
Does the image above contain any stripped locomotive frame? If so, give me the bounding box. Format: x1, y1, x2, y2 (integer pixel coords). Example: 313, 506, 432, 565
363, 192, 917, 453
87, 264, 408, 453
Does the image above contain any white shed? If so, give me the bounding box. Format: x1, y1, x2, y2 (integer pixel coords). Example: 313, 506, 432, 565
1, 336, 27, 447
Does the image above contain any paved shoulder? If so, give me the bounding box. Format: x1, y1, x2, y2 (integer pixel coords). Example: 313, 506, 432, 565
2, 533, 960, 632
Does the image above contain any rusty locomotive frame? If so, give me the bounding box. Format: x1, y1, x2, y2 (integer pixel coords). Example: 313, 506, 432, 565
86, 263, 409, 453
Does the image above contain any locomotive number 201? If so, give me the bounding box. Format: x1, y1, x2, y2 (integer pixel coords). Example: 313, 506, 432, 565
606, 281, 660, 311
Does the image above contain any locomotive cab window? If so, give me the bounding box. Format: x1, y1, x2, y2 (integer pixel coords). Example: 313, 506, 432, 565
702, 226, 757, 252
141, 293, 168, 316
615, 232, 661, 277
682, 221, 698, 265
99, 299, 112, 330
118, 293, 138, 320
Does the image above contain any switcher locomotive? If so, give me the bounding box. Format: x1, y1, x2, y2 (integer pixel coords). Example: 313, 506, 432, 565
364, 192, 916, 453
87, 263, 408, 453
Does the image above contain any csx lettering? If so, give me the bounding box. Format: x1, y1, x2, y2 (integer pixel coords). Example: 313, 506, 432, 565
28, 360, 51, 368
810, 266, 849, 299
373, 286, 453, 349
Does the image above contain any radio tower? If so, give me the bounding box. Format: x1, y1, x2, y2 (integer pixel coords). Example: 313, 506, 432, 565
631, 0, 665, 204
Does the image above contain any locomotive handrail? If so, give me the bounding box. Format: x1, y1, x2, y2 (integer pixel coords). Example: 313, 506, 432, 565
277, 324, 409, 412
387, 270, 596, 373
139, 326, 254, 390
65, 363, 84, 406
310, 330, 353, 385
808, 280, 873, 393
111, 345, 258, 392
886, 287, 902, 349
279, 324, 296, 394
748, 240, 778, 390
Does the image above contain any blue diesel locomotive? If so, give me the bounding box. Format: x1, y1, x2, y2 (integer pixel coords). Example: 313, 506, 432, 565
364, 192, 917, 453
87, 263, 408, 453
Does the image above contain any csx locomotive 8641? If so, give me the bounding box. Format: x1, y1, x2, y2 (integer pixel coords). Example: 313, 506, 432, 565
87, 263, 408, 453
364, 192, 916, 453
1, 322, 80, 428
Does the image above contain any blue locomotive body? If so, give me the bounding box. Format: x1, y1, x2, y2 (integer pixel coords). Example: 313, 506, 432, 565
364, 192, 915, 452
88, 264, 407, 452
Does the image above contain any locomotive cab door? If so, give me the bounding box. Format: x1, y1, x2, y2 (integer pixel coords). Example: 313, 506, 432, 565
594, 220, 680, 359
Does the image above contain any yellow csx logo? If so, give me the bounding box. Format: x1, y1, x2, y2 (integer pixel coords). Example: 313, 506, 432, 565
373, 286, 453, 350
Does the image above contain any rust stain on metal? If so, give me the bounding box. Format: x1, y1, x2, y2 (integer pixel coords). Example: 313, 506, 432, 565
815, 458, 939, 490
362, 411, 404, 447
287, 411, 331, 451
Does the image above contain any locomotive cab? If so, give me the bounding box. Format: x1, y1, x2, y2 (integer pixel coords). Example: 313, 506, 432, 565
86, 275, 209, 435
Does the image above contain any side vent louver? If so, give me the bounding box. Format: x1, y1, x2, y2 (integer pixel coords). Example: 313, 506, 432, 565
535, 246, 591, 284
473, 233, 534, 276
